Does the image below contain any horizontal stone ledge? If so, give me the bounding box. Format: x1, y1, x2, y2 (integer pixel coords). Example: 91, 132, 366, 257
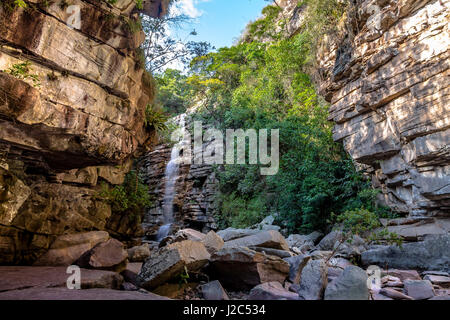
0, 6, 143, 98
0, 50, 142, 131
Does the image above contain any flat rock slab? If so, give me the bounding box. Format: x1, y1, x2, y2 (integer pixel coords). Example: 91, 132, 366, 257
248, 282, 299, 300
201, 281, 229, 300
217, 228, 261, 242
223, 230, 289, 251
0, 266, 123, 291
325, 266, 369, 300
0, 288, 168, 300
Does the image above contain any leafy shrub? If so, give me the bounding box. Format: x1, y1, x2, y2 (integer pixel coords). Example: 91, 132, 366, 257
98, 170, 151, 222
5, 61, 40, 87
144, 104, 169, 133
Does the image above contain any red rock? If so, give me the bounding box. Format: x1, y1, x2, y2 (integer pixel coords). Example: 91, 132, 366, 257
75, 239, 128, 272
0, 287, 168, 300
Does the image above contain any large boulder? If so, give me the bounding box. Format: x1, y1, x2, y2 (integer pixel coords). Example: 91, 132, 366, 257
317, 231, 343, 251
223, 230, 289, 251
174, 229, 206, 242
210, 247, 289, 290
34, 231, 110, 266
75, 239, 128, 272
217, 228, 260, 242
201, 281, 229, 300
127, 244, 151, 262
297, 259, 328, 300
248, 282, 299, 300
137, 240, 210, 290
324, 266, 369, 300
286, 231, 323, 248
201, 231, 224, 254
283, 254, 311, 284
361, 234, 450, 272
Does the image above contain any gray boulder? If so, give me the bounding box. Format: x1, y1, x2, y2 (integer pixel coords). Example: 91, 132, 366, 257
217, 228, 260, 242
317, 231, 343, 251
223, 230, 289, 251
324, 266, 369, 300
361, 234, 450, 272
297, 259, 328, 300
201, 281, 229, 300
283, 254, 311, 284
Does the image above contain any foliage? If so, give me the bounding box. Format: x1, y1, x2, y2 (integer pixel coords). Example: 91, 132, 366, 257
144, 104, 169, 133
174, 1, 395, 235
135, 0, 143, 10
5, 61, 40, 87
98, 170, 152, 222
154, 69, 193, 116
140, 0, 212, 72
333, 208, 403, 247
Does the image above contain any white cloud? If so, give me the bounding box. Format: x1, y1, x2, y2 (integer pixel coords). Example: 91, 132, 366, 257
173, 0, 211, 18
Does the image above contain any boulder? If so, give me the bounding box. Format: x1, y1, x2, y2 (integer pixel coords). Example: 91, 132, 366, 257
217, 228, 260, 242
248, 282, 299, 300
137, 240, 210, 290
201, 281, 229, 300
361, 234, 450, 272
283, 254, 311, 284
297, 259, 328, 300
210, 247, 289, 290
33, 231, 109, 266
286, 231, 323, 248
334, 235, 367, 259
127, 244, 151, 262
250, 247, 293, 258
201, 231, 224, 254
0, 266, 123, 291
223, 230, 289, 251
317, 231, 343, 251
153, 282, 198, 299
324, 266, 369, 300
404, 280, 435, 300
121, 262, 143, 286
0, 287, 168, 300
75, 239, 128, 272
175, 229, 206, 242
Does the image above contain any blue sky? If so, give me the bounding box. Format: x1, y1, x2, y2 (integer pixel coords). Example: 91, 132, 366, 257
173, 0, 268, 49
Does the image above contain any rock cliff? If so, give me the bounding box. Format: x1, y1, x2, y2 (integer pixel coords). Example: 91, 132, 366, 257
0, 0, 165, 264
320, 0, 449, 217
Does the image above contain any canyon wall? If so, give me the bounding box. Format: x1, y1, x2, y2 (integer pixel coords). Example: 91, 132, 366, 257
0, 0, 165, 264
320, 0, 449, 217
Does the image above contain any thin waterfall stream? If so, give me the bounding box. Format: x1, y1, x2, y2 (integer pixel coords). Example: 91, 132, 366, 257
156, 114, 187, 241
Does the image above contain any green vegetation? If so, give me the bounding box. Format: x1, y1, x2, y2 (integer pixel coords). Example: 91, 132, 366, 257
5, 61, 40, 87
154, 69, 193, 116
153, 0, 394, 235
144, 104, 169, 133
98, 170, 152, 223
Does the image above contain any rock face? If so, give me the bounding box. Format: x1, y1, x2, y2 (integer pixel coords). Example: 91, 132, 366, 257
0, 0, 165, 264
320, 0, 450, 217
361, 234, 450, 272
210, 247, 290, 290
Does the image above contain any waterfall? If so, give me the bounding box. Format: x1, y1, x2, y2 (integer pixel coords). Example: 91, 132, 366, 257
156, 114, 187, 241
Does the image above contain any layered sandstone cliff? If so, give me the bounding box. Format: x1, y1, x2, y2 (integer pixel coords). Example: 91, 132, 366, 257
0, 0, 165, 264
320, 0, 449, 217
